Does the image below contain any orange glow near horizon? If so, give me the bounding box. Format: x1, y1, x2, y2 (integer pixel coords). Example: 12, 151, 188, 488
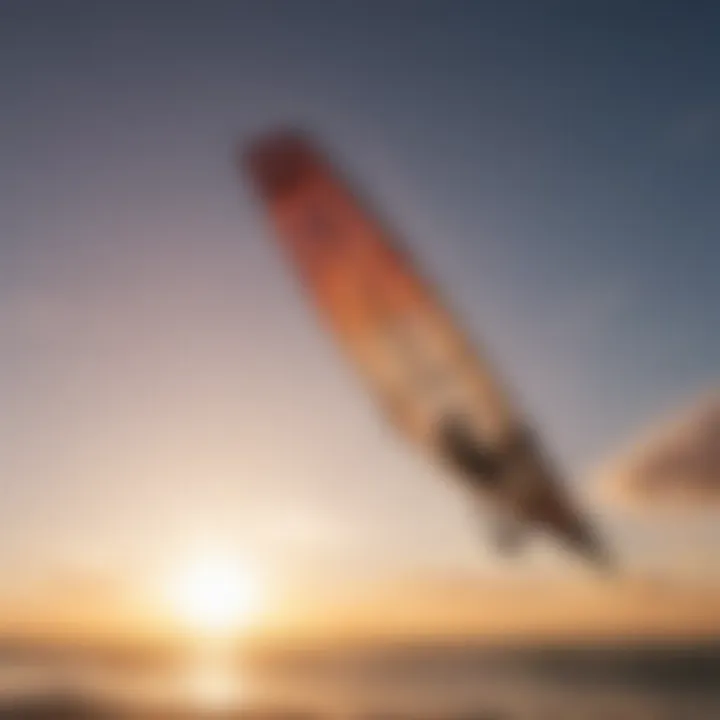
1, 567, 719, 647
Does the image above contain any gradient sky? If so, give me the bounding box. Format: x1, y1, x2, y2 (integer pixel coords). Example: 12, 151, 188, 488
1, 1, 719, 631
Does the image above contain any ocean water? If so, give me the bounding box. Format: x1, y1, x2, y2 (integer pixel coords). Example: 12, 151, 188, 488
0, 640, 718, 718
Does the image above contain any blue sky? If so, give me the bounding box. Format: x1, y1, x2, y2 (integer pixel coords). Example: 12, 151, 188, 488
1, 1, 719, 621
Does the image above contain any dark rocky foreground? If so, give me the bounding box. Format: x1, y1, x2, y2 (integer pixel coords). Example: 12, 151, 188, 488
0, 696, 315, 720
0, 694, 509, 720
0, 694, 711, 720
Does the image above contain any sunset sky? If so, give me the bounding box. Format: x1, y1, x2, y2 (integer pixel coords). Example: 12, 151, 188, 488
1, 1, 719, 640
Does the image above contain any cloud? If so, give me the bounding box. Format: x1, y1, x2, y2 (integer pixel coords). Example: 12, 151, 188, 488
599, 392, 720, 511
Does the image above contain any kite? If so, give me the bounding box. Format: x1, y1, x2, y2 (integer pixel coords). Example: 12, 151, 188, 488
241, 130, 610, 567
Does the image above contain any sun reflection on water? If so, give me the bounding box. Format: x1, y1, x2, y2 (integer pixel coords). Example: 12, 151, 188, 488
182, 645, 244, 712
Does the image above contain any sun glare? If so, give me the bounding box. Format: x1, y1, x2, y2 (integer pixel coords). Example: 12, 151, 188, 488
169, 554, 259, 636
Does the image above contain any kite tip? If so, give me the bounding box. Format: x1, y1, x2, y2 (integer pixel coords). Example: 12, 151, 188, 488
237, 128, 320, 201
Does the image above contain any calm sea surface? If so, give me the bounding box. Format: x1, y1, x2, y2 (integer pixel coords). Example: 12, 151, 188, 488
0, 641, 718, 718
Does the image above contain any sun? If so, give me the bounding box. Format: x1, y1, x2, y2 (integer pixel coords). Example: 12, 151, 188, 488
168, 554, 259, 636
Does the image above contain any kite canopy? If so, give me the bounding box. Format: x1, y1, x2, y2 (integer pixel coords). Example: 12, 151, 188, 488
241, 129, 610, 568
